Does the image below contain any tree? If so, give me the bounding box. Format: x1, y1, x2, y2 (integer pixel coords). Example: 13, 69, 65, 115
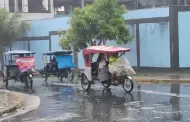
0, 8, 30, 54
59, 0, 131, 51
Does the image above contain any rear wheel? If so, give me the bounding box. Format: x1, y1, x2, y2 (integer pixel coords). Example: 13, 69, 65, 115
122, 77, 134, 93
3, 75, 8, 88
102, 80, 111, 88
81, 74, 91, 91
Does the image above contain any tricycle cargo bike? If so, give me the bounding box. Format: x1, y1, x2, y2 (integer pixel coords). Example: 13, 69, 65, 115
80, 46, 136, 93
41, 50, 76, 82
2, 50, 37, 88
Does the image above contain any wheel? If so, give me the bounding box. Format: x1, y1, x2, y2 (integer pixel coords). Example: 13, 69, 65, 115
57, 74, 63, 82
2, 75, 8, 88
122, 77, 134, 93
25, 75, 33, 88
67, 70, 74, 82
42, 74, 48, 82
101, 80, 111, 88
81, 74, 91, 91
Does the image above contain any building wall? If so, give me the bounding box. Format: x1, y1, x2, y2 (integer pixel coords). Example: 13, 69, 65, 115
27, 17, 69, 37
13, 8, 171, 69
124, 7, 169, 19
139, 23, 170, 67
178, 11, 190, 67
0, 0, 54, 21
30, 40, 49, 70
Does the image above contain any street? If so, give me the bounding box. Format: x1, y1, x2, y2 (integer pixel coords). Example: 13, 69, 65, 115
1, 77, 190, 122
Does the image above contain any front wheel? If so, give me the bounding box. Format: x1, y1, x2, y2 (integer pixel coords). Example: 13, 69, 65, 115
122, 77, 134, 93
42, 74, 48, 82
67, 70, 74, 82
81, 74, 91, 91
102, 80, 111, 88
25, 75, 33, 88
57, 73, 63, 82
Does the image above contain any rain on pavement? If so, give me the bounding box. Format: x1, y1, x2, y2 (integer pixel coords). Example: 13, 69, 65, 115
1, 77, 190, 122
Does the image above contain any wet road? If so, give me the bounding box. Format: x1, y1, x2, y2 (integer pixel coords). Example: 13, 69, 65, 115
1, 77, 190, 122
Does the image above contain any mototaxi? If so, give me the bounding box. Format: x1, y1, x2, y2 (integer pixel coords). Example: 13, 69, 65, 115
80, 46, 136, 93
41, 50, 76, 82
2, 50, 37, 88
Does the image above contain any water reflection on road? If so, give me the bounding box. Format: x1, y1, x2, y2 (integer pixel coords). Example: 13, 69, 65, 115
1, 79, 190, 122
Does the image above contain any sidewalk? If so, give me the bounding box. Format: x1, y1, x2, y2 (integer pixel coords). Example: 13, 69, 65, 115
132, 72, 190, 83
0, 90, 22, 117
0, 90, 40, 121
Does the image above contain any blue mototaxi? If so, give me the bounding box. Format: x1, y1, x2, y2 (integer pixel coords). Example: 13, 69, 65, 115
41, 50, 76, 82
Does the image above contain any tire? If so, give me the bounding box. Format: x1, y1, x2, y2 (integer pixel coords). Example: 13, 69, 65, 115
67, 70, 74, 82
81, 74, 91, 91
57, 74, 63, 82
42, 74, 48, 82
101, 80, 111, 88
122, 77, 134, 93
3, 75, 8, 88
25, 75, 33, 88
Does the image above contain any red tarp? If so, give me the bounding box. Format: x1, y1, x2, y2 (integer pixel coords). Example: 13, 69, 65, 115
83, 46, 130, 54
16, 56, 35, 71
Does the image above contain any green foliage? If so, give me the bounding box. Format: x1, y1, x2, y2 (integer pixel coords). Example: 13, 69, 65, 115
0, 8, 30, 53
59, 0, 131, 51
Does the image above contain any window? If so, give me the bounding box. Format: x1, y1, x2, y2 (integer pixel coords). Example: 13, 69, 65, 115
28, 0, 50, 13
169, 0, 178, 5
92, 54, 99, 63
138, 0, 169, 9
179, 0, 185, 5
9, 0, 15, 12
186, 0, 190, 5
17, 0, 22, 12
123, 0, 136, 10
84, 54, 89, 64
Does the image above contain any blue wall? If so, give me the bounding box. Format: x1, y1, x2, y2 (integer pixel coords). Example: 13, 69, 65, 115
27, 17, 70, 37
30, 40, 49, 70
139, 23, 170, 67
27, 18, 70, 70
178, 11, 190, 67
12, 8, 170, 69
77, 24, 137, 69
107, 25, 137, 66
124, 7, 169, 20
51, 35, 62, 51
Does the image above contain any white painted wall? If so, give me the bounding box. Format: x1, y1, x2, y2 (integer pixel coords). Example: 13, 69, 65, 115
19, 13, 54, 21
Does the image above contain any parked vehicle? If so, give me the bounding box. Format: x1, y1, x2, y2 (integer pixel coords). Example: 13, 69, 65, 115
2, 50, 37, 88
41, 50, 75, 82
80, 46, 136, 93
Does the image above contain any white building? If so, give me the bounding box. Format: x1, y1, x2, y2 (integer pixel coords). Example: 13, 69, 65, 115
1, 0, 190, 21
0, 0, 54, 20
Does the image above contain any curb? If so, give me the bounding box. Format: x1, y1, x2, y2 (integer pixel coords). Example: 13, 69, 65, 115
134, 78, 190, 83
0, 90, 22, 117
0, 92, 40, 121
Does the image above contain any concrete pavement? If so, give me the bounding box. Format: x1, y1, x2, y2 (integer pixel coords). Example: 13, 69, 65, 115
133, 72, 190, 83
0, 90, 22, 117
0, 90, 40, 121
